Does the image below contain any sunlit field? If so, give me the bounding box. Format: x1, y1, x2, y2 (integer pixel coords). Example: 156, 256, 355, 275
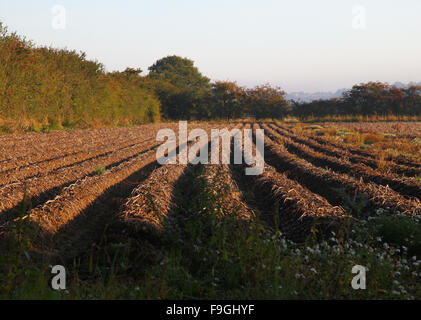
1, 1, 421, 302
1, 121, 420, 299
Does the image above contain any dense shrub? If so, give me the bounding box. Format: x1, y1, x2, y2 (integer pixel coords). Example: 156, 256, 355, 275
0, 22, 160, 131
292, 82, 421, 120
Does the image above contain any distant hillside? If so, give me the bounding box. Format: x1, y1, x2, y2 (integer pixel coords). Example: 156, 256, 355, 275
286, 82, 421, 102
285, 89, 346, 102
392, 81, 421, 89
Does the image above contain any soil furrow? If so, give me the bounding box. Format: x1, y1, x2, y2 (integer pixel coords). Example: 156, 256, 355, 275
29, 148, 163, 257
0, 139, 161, 219
114, 124, 245, 241
263, 124, 421, 201
259, 125, 421, 216
271, 123, 421, 177
0, 136, 156, 186
24, 124, 226, 258
297, 126, 421, 169
226, 124, 346, 242
0, 124, 175, 172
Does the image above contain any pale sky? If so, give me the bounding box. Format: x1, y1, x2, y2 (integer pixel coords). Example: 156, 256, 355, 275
1, 0, 420, 92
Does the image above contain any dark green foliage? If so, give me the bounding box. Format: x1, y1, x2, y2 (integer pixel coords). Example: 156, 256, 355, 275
148, 55, 211, 92
5, 19, 419, 126
0, 22, 160, 131
0, 22, 292, 125
245, 84, 291, 119
293, 82, 421, 119
210, 81, 246, 120
147, 55, 211, 120
374, 216, 421, 257
147, 56, 291, 120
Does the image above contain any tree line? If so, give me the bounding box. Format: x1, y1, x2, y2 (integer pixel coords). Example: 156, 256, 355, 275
0, 22, 290, 131
1, 21, 420, 132
0, 22, 160, 131
292, 82, 421, 119
144, 58, 421, 120
143, 55, 290, 120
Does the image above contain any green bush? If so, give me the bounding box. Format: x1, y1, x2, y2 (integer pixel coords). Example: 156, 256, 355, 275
374, 215, 421, 257
0, 22, 160, 131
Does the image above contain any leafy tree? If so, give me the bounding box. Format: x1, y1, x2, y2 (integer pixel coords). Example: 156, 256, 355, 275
0, 21, 160, 131
292, 98, 344, 118
210, 81, 246, 119
343, 82, 391, 115
245, 84, 290, 119
147, 55, 211, 120
292, 82, 421, 119
402, 85, 421, 115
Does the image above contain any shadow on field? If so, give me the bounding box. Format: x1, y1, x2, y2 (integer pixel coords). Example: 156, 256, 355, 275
51, 141, 196, 259
0, 143, 161, 226
50, 160, 162, 259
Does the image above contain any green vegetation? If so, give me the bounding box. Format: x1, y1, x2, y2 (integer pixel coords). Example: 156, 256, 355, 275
1, 165, 420, 299
0, 22, 160, 132
96, 166, 106, 175
293, 82, 421, 119
145, 56, 290, 121
372, 214, 421, 258
0, 22, 291, 130
146, 55, 212, 120
2, 21, 421, 131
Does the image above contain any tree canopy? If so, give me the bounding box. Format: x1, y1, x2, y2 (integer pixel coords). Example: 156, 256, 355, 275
2, 20, 420, 130
147, 55, 211, 120
0, 22, 161, 131
146, 56, 291, 120
292, 82, 421, 119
